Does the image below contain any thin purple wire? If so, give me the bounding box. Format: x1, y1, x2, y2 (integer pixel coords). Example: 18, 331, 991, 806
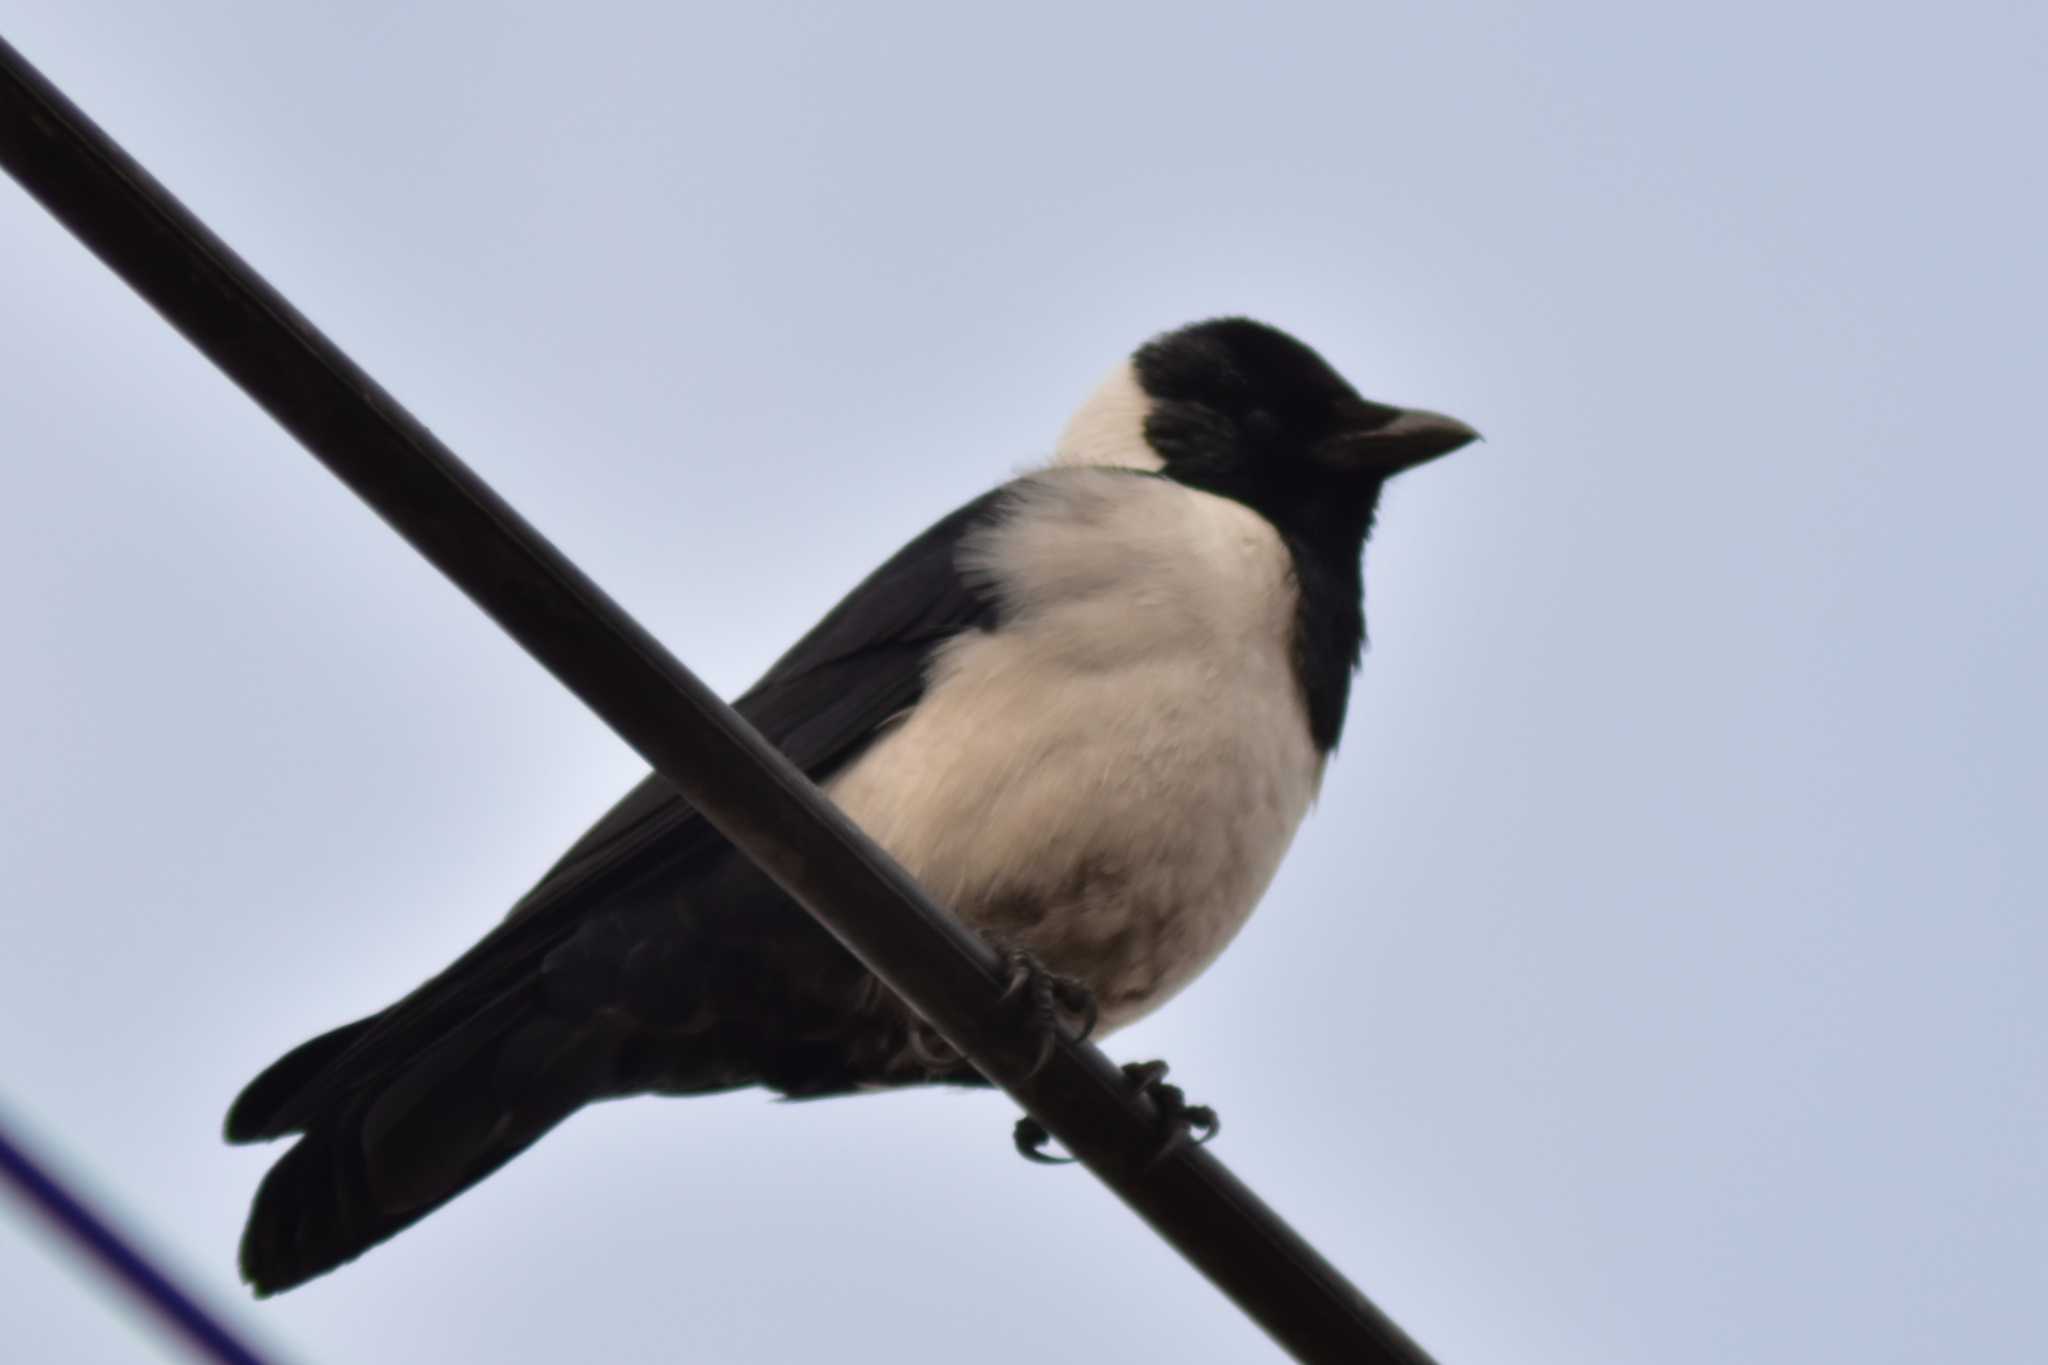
0, 1114, 270, 1365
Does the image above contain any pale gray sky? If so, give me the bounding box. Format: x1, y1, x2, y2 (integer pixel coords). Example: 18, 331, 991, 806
2, 3, 2043, 1362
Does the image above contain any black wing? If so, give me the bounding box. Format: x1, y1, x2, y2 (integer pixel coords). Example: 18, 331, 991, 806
227, 483, 1009, 1143
503, 483, 1007, 925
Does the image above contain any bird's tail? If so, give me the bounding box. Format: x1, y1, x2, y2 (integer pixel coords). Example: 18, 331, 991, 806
226, 981, 626, 1296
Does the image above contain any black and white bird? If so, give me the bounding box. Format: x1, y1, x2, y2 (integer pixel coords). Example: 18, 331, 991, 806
226, 317, 1477, 1295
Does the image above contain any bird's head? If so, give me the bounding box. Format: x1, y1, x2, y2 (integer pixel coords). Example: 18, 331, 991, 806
1053, 318, 1478, 521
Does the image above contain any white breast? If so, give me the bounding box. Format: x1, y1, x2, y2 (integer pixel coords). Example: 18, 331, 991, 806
824, 468, 1324, 1031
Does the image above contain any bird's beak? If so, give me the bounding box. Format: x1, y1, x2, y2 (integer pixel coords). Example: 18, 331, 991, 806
1349, 406, 1482, 476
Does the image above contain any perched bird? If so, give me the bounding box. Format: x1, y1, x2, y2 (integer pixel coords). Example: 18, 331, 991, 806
226, 317, 1477, 1295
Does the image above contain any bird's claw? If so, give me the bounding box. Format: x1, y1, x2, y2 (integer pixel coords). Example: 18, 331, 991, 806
1120, 1059, 1219, 1167
904, 950, 1096, 1078
998, 948, 1098, 1075
1012, 1059, 1219, 1168
904, 1016, 963, 1071
1013, 1114, 1071, 1164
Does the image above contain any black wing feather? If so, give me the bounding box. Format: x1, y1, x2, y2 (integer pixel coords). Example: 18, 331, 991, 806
506, 483, 1005, 924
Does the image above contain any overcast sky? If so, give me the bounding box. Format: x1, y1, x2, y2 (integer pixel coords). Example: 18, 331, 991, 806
3, 3, 2043, 1363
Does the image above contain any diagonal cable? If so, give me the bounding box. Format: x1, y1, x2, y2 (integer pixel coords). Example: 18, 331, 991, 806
0, 1110, 274, 1365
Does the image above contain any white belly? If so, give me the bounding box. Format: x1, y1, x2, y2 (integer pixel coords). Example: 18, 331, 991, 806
825, 468, 1324, 1030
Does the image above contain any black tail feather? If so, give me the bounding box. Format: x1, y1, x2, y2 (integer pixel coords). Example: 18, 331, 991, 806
225, 1015, 380, 1144
236, 987, 613, 1296
238, 1092, 580, 1297
227, 887, 835, 1291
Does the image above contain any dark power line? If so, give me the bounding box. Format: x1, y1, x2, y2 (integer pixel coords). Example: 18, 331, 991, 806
0, 1113, 272, 1365
0, 35, 1437, 1365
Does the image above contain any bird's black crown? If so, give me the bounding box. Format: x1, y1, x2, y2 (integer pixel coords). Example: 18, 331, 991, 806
1133, 317, 1475, 494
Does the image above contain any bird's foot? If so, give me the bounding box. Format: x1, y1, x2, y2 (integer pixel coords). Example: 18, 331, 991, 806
1013, 1114, 1069, 1163
1013, 1059, 1220, 1167
998, 948, 1098, 1076
902, 950, 1095, 1077
1120, 1060, 1220, 1165
904, 1015, 964, 1072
